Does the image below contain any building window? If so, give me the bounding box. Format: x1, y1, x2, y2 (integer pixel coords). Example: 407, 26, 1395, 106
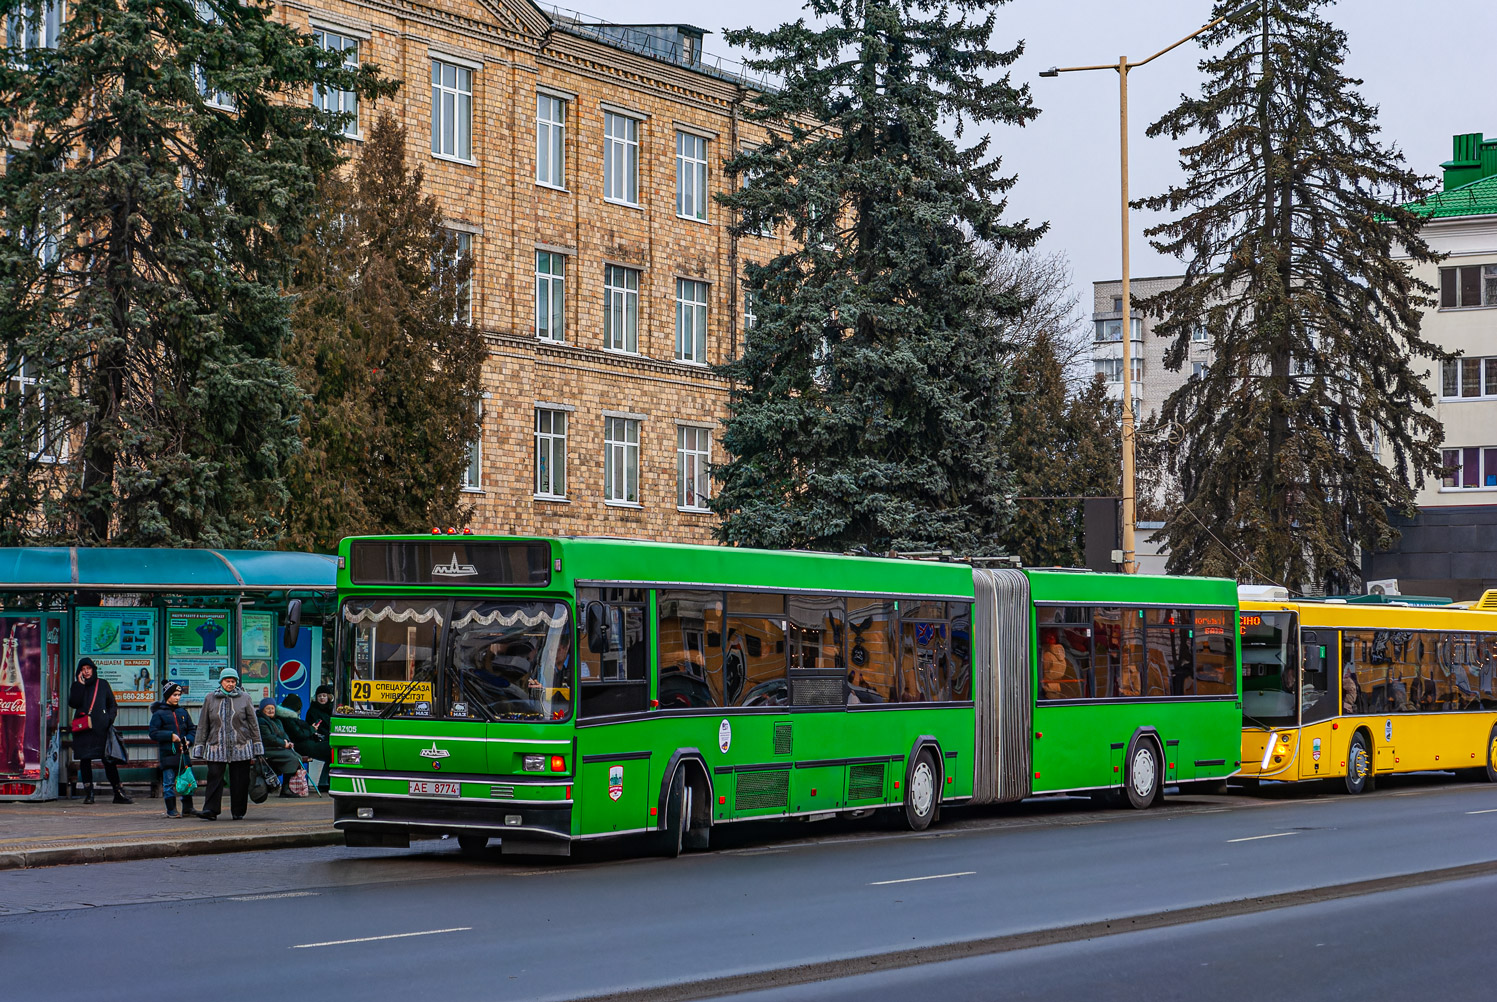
740, 162, 774, 237
675, 278, 708, 363
312, 29, 359, 136
535, 408, 567, 498
603, 265, 639, 353
1442, 447, 1497, 489
5, 356, 65, 463
603, 112, 639, 205
677, 425, 710, 509
1095, 318, 1142, 342
603, 416, 640, 504
1095, 357, 1143, 383
1440, 265, 1497, 309
430, 59, 473, 162
461, 399, 482, 490
1191, 361, 1207, 378
742, 285, 757, 345
1440, 357, 1497, 400
448, 230, 473, 323
676, 131, 708, 221
535, 250, 564, 342
1192, 324, 1208, 343
194, 2, 235, 110
536, 93, 566, 188
8, 1, 62, 51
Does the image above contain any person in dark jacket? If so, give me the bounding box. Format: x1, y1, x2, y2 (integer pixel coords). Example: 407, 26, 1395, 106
147, 683, 197, 818
67, 658, 132, 804
257, 698, 302, 795
305, 685, 335, 792
276, 694, 330, 797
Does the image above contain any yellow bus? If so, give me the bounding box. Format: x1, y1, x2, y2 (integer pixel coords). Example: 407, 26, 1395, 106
1238, 589, 1497, 793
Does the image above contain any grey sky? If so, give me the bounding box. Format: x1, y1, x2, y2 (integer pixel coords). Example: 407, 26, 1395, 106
573, 0, 1492, 333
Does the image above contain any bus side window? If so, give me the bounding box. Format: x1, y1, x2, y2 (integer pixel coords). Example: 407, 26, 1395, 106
578, 587, 649, 718
656, 590, 724, 710
846, 599, 897, 704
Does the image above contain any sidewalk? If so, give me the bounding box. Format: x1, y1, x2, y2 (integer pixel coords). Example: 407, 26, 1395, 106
0, 785, 341, 870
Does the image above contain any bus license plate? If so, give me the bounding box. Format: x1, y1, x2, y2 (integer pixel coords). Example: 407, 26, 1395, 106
408, 780, 461, 798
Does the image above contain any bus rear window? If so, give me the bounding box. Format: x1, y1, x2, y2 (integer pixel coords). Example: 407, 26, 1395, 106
349, 541, 551, 587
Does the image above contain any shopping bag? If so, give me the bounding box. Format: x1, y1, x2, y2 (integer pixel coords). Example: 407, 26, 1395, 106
288, 767, 308, 797
249, 767, 269, 804
174, 754, 198, 797
104, 726, 129, 765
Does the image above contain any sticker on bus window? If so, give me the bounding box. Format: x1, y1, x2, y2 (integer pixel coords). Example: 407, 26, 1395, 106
608, 765, 623, 801
718, 719, 732, 754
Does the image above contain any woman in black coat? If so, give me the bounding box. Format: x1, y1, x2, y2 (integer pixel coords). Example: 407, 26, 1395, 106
67, 658, 133, 804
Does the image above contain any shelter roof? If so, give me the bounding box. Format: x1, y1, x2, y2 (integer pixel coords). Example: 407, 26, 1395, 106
0, 548, 338, 592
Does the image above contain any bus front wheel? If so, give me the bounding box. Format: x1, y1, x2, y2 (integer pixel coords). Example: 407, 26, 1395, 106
1345, 734, 1372, 794
902, 751, 939, 831
1125, 739, 1162, 809
657, 769, 686, 858
1483, 726, 1497, 783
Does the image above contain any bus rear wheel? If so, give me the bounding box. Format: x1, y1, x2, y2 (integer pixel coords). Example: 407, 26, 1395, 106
657, 769, 687, 858
1345, 734, 1372, 794
1482, 726, 1497, 783
1125, 739, 1161, 809
902, 751, 938, 831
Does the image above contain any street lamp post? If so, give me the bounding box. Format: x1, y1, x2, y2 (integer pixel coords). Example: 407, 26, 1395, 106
1040, 10, 1240, 574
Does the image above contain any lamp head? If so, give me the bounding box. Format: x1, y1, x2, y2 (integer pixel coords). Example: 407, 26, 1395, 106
1039, 66, 1059, 78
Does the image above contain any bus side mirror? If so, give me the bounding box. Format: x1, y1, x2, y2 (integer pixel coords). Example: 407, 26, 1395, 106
282, 599, 302, 649
584, 602, 607, 652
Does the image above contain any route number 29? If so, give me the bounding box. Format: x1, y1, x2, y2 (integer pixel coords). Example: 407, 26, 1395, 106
351, 680, 374, 701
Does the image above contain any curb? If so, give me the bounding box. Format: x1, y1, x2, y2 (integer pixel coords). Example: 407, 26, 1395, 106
0, 830, 343, 870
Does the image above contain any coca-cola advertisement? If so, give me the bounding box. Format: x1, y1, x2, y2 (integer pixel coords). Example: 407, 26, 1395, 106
0, 617, 42, 781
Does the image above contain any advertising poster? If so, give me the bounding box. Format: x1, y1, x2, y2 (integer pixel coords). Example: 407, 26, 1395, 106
76, 608, 159, 704
240, 611, 275, 703
0, 617, 43, 782
275, 625, 320, 714
166, 609, 230, 704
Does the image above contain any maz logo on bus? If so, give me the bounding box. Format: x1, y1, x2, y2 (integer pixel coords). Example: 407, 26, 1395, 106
432, 553, 479, 577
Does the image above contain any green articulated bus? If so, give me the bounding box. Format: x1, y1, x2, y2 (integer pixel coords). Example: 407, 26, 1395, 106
328, 535, 1242, 856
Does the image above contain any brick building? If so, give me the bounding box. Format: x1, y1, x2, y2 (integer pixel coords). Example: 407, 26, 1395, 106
271, 0, 784, 542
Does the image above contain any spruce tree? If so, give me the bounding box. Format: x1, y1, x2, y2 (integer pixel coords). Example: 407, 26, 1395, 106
0, 0, 392, 546
283, 114, 484, 553
1137, 0, 1443, 592
713, 0, 1041, 554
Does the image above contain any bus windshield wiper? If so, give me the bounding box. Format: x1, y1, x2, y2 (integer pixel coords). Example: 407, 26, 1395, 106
379, 665, 438, 718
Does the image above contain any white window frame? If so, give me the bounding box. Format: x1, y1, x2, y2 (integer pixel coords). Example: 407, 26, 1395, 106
1191, 361, 1207, 379
7, 356, 66, 463
534, 408, 568, 499
536, 93, 566, 189
446, 230, 472, 324
676, 425, 711, 511
1191, 324, 1208, 343
430, 58, 474, 163
1440, 356, 1497, 401
1439, 264, 1497, 310
603, 111, 639, 206
675, 278, 708, 364
9, 1, 62, 51
535, 250, 565, 342
1094, 318, 1142, 342
194, 2, 235, 111
312, 29, 360, 138
675, 130, 707, 221
1095, 356, 1143, 383
603, 416, 640, 505
461, 397, 484, 492
1441, 446, 1497, 491
603, 264, 639, 353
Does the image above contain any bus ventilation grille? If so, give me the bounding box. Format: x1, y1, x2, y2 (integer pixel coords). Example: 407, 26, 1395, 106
792, 677, 844, 706
848, 763, 884, 801
773, 723, 793, 756
736, 769, 789, 810
1476, 589, 1497, 612
490, 785, 516, 799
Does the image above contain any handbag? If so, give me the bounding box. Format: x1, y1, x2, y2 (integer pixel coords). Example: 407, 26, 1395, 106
249, 765, 269, 804
288, 767, 308, 798
104, 725, 128, 765
70, 681, 99, 732
174, 753, 198, 797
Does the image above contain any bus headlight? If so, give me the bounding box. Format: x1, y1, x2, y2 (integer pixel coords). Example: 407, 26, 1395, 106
338, 747, 362, 765
524, 755, 544, 772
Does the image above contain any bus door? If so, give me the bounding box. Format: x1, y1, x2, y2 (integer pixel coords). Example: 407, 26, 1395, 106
1295, 630, 1337, 780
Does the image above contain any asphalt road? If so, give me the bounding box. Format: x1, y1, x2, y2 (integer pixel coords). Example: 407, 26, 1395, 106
4, 777, 1497, 1002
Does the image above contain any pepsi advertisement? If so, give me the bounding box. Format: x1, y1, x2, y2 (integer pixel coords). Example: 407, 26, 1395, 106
275, 625, 321, 713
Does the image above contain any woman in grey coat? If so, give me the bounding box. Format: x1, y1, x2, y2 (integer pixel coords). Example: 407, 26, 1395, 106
190, 667, 262, 820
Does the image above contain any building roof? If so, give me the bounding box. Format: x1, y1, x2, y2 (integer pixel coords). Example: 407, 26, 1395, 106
0, 548, 338, 592
1406, 173, 1497, 221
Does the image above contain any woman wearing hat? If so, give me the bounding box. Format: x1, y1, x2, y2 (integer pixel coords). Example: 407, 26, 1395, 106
190, 667, 262, 820
257, 697, 303, 795
147, 683, 197, 818
67, 657, 132, 804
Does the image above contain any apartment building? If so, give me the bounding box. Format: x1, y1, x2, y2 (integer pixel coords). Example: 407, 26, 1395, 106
1363, 132, 1497, 599
1089, 275, 1209, 428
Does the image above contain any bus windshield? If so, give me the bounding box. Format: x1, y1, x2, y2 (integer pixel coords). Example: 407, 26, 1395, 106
338, 598, 573, 722
1241, 611, 1298, 727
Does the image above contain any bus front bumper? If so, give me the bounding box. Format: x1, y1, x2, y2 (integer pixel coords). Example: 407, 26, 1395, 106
333, 794, 573, 847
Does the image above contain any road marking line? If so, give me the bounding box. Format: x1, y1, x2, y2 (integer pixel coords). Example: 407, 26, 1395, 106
1467, 809, 1497, 815
1227, 832, 1298, 843
291, 927, 472, 949
870, 871, 976, 886
230, 891, 320, 901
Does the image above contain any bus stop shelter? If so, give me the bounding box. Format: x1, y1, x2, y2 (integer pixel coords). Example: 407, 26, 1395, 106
0, 548, 338, 801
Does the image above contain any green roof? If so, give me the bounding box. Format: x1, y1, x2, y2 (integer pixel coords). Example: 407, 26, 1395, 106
0, 548, 338, 592
1406, 173, 1497, 220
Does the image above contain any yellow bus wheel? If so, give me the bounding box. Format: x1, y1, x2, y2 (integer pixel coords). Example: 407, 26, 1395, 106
1345, 734, 1371, 795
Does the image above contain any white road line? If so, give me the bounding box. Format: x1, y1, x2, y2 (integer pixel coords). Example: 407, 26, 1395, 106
870, 871, 976, 886
1227, 832, 1298, 843
230, 891, 320, 902
291, 927, 472, 949
1466, 809, 1497, 815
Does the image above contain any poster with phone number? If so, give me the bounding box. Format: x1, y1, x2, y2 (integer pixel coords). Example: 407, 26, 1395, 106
166, 610, 230, 705
75, 608, 160, 704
